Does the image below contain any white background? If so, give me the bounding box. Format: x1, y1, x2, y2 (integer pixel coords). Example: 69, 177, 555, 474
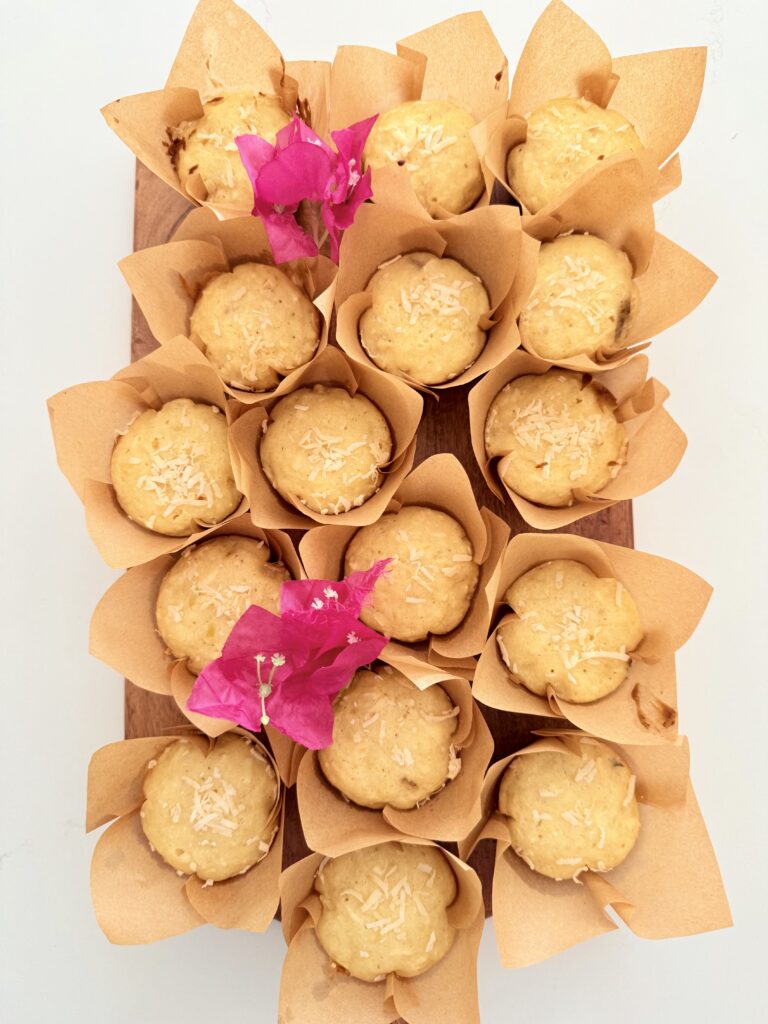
1, 1, 766, 1021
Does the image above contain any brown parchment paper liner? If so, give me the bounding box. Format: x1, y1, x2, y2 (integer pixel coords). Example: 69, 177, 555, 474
279, 831, 484, 1024
482, 0, 707, 212
119, 207, 337, 405
335, 200, 538, 392
468, 351, 687, 530
48, 335, 248, 569
229, 346, 422, 529
473, 533, 712, 745
330, 11, 508, 218
86, 729, 285, 943
89, 514, 303, 738
296, 656, 493, 847
101, 0, 331, 219
459, 733, 731, 967
518, 158, 717, 372
300, 454, 509, 670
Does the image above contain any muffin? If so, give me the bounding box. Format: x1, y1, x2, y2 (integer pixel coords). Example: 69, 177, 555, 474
317, 666, 461, 810
343, 506, 479, 642
155, 535, 291, 674
111, 398, 242, 536
140, 734, 279, 882
484, 370, 627, 506
498, 737, 641, 881
359, 252, 491, 385
507, 97, 643, 213
496, 559, 644, 703
190, 263, 321, 391
315, 841, 457, 981
519, 234, 637, 361
260, 385, 393, 515
364, 99, 483, 215
174, 91, 291, 208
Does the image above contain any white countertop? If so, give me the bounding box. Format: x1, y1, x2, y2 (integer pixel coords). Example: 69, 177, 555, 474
1, 0, 765, 1020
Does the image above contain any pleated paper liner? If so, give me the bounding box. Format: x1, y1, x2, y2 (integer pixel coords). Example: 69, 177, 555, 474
473, 533, 712, 745
481, 0, 707, 211
89, 514, 303, 738
296, 662, 493, 847
86, 730, 284, 943
334, 198, 537, 392
517, 157, 717, 371
119, 207, 337, 404
459, 733, 731, 968
330, 11, 509, 218
468, 351, 687, 530
228, 346, 423, 530
47, 335, 248, 569
101, 0, 331, 219
279, 831, 485, 1024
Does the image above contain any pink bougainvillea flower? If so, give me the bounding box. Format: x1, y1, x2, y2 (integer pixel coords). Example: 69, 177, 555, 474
186, 560, 390, 749
235, 114, 377, 263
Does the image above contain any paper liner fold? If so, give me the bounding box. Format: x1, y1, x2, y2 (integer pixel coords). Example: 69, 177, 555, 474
120, 207, 337, 404
299, 453, 509, 667
101, 0, 330, 219
279, 832, 484, 1024
330, 12, 508, 217
86, 731, 284, 943
89, 514, 303, 735
516, 158, 716, 371
473, 533, 712, 743
483, 0, 707, 210
335, 201, 538, 391
296, 667, 493, 849
468, 351, 686, 529
48, 335, 248, 568
460, 734, 731, 967
229, 346, 422, 529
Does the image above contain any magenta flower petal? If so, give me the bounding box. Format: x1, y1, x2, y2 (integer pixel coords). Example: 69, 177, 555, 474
235, 134, 276, 180
256, 142, 335, 205
186, 561, 390, 748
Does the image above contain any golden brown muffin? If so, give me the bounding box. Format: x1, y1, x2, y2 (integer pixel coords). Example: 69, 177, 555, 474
315, 842, 458, 981
343, 506, 479, 642
190, 262, 321, 391
318, 666, 461, 809
507, 97, 643, 213
499, 737, 640, 880
111, 398, 241, 536
359, 252, 491, 385
484, 370, 627, 506
141, 735, 279, 882
496, 559, 644, 703
364, 99, 483, 215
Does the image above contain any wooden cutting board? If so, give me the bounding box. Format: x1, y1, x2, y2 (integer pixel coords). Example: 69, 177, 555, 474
125, 160, 634, 917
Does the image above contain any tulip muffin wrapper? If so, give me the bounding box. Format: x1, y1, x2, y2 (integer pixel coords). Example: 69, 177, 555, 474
86, 730, 285, 944
299, 453, 509, 668
48, 335, 249, 569
459, 732, 731, 968
330, 11, 509, 218
101, 0, 331, 219
296, 665, 494, 848
89, 513, 303, 738
229, 346, 423, 529
473, 533, 712, 745
482, 0, 707, 212
279, 829, 484, 1024
468, 350, 687, 530
334, 199, 538, 392
517, 157, 717, 372
119, 207, 337, 405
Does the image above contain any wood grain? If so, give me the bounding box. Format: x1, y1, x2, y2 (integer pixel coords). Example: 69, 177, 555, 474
125, 160, 634, 917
